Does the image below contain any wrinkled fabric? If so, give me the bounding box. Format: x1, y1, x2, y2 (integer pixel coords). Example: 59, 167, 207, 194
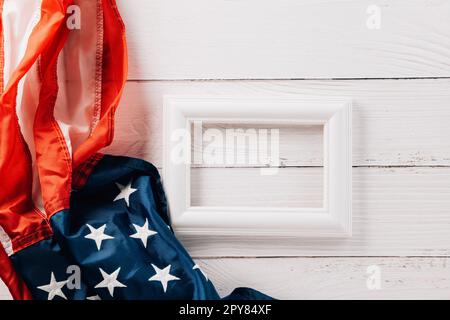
0, 0, 273, 300
11, 155, 272, 300
0, 0, 127, 299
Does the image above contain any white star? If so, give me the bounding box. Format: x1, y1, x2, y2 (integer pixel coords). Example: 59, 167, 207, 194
130, 219, 157, 248
86, 295, 101, 300
114, 180, 137, 207
84, 224, 114, 250
37, 272, 68, 300
94, 267, 127, 297
193, 264, 208, 281
148, 264, 180, 293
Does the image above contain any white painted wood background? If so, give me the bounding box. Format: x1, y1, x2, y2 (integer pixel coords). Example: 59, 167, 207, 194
2, 0, 450, 300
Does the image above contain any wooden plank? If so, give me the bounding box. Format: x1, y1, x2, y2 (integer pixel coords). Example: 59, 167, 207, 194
196, 257, 450, 299
181, 167, 450, 257
117, 0, 450, 80
104, 79, 450, 167
1, 257, 448, 299
191, 167, 324, 207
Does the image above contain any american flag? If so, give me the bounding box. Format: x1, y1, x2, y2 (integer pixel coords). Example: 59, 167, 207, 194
0, 0, 271, 300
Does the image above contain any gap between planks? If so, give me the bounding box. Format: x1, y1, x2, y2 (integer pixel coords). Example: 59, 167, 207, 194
194, 255, 450, 260
106, 78, 450, 168
188, 165, 450, 169
127, 77, 450, 82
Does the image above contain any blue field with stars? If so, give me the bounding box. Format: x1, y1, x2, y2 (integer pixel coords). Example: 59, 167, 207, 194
10, 155, 272, 300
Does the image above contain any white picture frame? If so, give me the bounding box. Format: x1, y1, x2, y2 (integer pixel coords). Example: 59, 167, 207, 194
163, 96, 352, 240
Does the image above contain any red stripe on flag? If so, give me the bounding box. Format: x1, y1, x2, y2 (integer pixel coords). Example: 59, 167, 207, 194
34, 2, 73, 216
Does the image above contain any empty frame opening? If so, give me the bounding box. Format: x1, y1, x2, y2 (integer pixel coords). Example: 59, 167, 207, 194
190, 122, 324, 208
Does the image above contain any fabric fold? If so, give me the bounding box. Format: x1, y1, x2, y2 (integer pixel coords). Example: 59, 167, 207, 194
0, 0, 273, 301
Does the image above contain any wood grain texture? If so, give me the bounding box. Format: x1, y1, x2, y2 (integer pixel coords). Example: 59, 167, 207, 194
116, 0, 450, 80
196, 257, 450, 300
191, 167, 324, 207
0, 280, 11, 300
104, 79, 450, 167
182, 167, 450, 257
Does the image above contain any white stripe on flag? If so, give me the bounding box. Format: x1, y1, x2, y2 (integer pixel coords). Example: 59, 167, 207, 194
54, 0, 103, 157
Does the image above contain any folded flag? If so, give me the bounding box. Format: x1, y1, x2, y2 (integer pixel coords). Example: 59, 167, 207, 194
0, 0, 272, 300
11, 154, 273, 300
